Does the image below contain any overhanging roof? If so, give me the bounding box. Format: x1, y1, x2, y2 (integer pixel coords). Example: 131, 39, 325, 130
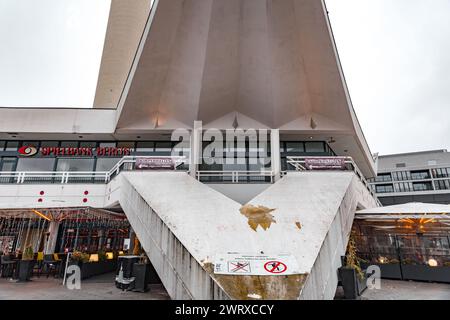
356, 202, 450, 215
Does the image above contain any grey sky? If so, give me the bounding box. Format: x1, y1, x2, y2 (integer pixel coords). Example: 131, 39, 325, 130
326, 0, 450, 155
0, 1, 449, 156
0, 0, 110, 108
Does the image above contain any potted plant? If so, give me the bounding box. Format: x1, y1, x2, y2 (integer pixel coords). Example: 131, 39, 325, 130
70, 251, 89, 266
18, 246, 35, 282
338, 233, 368, 300
132, 254, 161, 292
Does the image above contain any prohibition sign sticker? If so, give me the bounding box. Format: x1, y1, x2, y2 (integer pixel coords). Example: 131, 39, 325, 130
264, 261, 287, 274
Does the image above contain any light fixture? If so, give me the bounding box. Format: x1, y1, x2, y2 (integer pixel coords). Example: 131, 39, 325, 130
428, 258, 438, 267
89, 254, 99, 262
232, 115, 239, 129
310, 117, 317, 129
378, 256, 387, 264
106, 252, 114, 260
32, 210, 52, 221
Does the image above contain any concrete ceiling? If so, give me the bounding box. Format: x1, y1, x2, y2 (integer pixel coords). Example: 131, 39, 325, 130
116, 0, 354, 131
113, 0, 375, 176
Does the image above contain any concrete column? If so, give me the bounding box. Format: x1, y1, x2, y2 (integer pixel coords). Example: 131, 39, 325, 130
189, 121, 202, 179
270, 129, 281, 182
129, 229, 136, 253
44, 221, 60, 254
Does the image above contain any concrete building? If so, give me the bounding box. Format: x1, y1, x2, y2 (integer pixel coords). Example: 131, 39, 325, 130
0, 0, 379, 300
370, 150, 450, 205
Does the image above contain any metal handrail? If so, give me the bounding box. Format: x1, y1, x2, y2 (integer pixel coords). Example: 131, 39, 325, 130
196, 170, 275, 183
286, 156, 380, 203
0, 156, 187, 184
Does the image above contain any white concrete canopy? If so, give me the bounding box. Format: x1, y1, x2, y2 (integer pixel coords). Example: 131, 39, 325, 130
0, 0, 376, 178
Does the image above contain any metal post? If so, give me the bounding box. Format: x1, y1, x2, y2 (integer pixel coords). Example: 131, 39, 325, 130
394, 235, 404, 280
62, 252, 71, 286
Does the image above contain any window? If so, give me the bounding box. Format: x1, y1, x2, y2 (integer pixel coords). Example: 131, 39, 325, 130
392, 171, 412, 181
410, 170, 431, 180
136, 142, 154, 152
99, 142, 116, 148
60, 141, 79, 148
0, 141, 5, 151
412, 182, 433, 192
16, 158, 55, 172
432, 168, 449, 179
155, 142, 173, 153
285, 142, 304, 153
305, 142, 325, 153
95, 158, 121, 172
80, 142, 97, 148
376, 184, 394, 194
22, 141, 40, 148
5, 141, 19, 151
394, 182, 412, 193
117, 141, 135, 149
41, 141, 59, 148
375, 173, 392, 182
435, 180, 450, 190
0, 158, 17, 172
56, 158, 94, 172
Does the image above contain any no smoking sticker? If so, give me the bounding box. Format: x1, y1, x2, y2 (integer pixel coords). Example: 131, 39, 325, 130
264, 261, 287, 274
214, 253, 300, 276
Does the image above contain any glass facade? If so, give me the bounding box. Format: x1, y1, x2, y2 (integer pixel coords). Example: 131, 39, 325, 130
281, 141, 335, 171
435, 180, 450, 190
432, 168, 450, 178
375, 184, 395, 194
0, 140, 186, 173
200, 135, 272, 182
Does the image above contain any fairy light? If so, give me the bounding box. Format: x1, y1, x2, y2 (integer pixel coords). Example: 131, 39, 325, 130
32, 210, 52, 221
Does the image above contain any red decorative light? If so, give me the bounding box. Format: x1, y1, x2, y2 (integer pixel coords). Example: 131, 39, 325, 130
84, 190, 89, 195
40, 191, 45, 195
83, 198, 88, 203
38, 198, 43, 203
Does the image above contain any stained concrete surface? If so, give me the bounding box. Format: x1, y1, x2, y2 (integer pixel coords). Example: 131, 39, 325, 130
0, 273, 170, 300
336, 280, 450, 300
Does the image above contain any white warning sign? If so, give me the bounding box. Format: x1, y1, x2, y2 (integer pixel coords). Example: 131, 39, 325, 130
214, 253, 301, 276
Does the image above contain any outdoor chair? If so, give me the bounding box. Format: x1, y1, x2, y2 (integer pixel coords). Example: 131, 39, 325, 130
42, 254, 61, 278
1, 255, 18, 279
32, 252, 44, 277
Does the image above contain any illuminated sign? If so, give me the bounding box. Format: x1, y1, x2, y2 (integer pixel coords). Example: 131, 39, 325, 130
19, 146, 132, 157
18, 146, 38, 157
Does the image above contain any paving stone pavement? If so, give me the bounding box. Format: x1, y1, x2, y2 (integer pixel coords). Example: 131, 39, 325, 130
336, 279, 450, 300
3, 274, 449, 300
361, 279, 450, 300
0, 273, 170, 300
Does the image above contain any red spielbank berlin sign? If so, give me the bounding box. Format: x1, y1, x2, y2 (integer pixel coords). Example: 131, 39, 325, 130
18, 146, 132, 157
214, 253, 300, 276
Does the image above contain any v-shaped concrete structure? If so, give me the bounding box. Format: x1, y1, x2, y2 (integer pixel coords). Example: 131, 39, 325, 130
119, 171, 377, 299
